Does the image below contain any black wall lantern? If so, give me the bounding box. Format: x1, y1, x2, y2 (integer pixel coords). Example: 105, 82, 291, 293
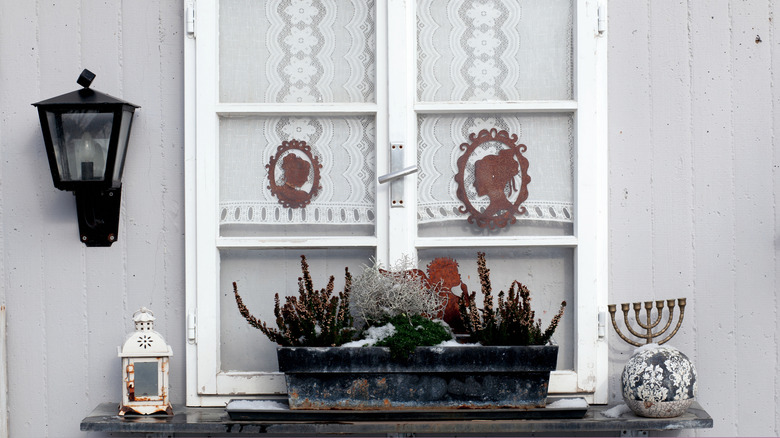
33, 69, 139, 247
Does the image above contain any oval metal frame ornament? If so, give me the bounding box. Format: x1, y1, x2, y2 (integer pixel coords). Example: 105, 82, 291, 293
455, 129, 531, 229
266, 139, 322, 209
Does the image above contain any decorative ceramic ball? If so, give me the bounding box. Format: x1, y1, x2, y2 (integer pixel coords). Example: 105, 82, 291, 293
621, 345, 697, 418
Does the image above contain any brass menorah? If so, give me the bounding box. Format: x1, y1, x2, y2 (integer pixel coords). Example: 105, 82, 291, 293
607, 298, 686, 346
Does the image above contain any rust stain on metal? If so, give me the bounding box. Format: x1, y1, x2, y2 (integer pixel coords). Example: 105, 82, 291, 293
346, 378, 370, 399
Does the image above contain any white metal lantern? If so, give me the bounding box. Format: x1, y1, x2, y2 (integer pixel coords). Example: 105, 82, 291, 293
118, 307, 173, 416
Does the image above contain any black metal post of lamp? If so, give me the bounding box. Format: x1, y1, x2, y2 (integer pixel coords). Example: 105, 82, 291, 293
33, 69, 139, 247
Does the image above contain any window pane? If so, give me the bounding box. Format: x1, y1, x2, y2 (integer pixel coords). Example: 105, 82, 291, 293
133, 361, 160, 398
417, 247, 574, 371
417, 113, 573, 237
417, 0, 572, 102
220, 249, 374, 372
219, 115, 376, 237
219, 0, 376, 103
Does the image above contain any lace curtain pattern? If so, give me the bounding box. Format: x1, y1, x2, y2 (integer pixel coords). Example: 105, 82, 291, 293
220, 0, 376, 103
219, 116, 376, 226
417, 114, 574, 224
217, 0, 574, 229
417, 0, 573, 102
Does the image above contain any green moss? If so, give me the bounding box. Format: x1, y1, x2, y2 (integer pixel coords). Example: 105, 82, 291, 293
374, 314, 453, 359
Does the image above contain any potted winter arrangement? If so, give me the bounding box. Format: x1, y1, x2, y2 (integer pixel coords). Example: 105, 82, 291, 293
233, 252, 566, 410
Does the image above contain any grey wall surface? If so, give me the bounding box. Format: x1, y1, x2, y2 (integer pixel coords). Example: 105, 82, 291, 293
609, 1, 778, 437
0, 0, 777, 437
0, 2, 186, 437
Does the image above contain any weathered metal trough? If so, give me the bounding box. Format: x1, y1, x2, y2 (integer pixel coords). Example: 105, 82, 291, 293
276, 345, 558, 410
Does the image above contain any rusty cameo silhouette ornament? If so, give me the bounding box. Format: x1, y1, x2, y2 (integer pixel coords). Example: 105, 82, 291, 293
455, 129, 531, 229
266, 139, 322, 209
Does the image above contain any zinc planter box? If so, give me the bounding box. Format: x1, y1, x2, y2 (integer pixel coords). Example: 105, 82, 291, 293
276, 345, 558, 410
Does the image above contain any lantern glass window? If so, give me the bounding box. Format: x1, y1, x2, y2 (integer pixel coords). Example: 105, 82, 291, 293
133, 361, 160, 398
113, 109, 134, 186
45, 109, 113, 182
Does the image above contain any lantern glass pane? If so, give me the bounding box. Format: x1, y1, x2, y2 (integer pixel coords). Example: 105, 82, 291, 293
112, 109, 134, 186
46, 110, 113, 182
133, 361, 160, 398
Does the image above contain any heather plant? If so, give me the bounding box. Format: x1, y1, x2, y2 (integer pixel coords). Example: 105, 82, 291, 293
233, 255, 355, 347
459, 252, 566, 346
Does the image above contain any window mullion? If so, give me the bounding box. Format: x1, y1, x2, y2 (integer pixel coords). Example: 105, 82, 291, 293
572, 0, 609, 404
385, 0, 416, 264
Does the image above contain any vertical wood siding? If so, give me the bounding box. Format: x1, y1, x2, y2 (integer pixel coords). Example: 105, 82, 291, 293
0, 1, 184, 437
609, 1, 778, 436
0, 0, 777, 436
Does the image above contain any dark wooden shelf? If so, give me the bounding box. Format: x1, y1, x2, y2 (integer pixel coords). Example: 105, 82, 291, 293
81, 401, 713, 436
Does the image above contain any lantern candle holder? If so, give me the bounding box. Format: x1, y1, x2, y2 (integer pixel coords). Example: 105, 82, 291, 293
118, 307, 173, 416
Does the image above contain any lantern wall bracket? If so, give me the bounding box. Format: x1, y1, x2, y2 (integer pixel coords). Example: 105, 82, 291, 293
75, 186, 122, 247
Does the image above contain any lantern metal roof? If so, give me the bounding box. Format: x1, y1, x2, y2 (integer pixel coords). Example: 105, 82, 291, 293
118, 308, 173, 358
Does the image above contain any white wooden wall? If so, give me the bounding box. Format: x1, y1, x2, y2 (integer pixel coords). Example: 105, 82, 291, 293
0, 0, 777, 436
609, 0, 779, 436
0, 2, 186, 437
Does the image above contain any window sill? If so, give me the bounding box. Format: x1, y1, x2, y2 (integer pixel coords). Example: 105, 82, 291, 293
81, 401, 712, 436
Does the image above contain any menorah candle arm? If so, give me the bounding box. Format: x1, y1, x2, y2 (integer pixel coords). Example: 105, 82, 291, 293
649, 303, 675, 342
625, 305, 649, 339
609, 306, 643, 347
658, 302, 686, 345
650, 300, 666, 329
632, 305, 645, 329
641, 301, 665, 332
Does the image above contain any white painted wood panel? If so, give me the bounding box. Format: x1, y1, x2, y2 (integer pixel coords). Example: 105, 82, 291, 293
730, 2, 775, 435
0, 1, 185, 437
610, 0, 778, 436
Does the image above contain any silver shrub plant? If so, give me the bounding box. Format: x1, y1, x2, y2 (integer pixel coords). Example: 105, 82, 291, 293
351, 255, 445, 327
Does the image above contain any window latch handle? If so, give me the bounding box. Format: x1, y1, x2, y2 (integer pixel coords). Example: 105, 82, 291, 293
377, 165, 418, 184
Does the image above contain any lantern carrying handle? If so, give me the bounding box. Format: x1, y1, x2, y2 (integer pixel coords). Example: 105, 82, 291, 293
77, 69, 96, 89
133, 307, 154, 319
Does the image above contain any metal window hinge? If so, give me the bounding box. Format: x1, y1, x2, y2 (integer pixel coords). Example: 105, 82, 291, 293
186, 4, 196, 38
597, 4, 607, 35
598, 311, 607, 339
187, 311, 197, 344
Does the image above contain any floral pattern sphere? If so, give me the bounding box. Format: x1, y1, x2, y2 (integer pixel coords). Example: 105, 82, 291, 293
621, 345, 697, 418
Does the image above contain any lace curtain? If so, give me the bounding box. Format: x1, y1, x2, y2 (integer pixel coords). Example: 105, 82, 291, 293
219, 116, 376, 226
417, 114, 574, 225
217, 0, 573, 229
417, 0, 573, 102
219, 0, 376, 103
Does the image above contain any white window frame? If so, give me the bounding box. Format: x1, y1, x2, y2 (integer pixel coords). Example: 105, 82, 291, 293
184, 0, 608, 407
